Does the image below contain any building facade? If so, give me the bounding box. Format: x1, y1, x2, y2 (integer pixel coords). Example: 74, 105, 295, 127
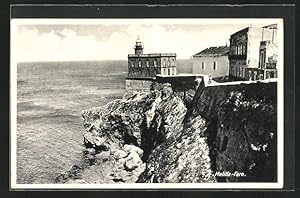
127, 37, 177, 79
228, 25, 277, 81
126, 37, 177, 91
192, 46, 230, 79
255, 40, 278, 80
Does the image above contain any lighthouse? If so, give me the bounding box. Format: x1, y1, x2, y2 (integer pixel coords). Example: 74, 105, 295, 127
128, 37, 176, 79
134, 36, 144, 55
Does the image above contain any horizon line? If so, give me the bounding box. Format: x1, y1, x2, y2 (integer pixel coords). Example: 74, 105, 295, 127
16, 58, 193, 64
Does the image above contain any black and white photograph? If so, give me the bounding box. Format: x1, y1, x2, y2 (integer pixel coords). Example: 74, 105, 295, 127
10, 17, 284, 189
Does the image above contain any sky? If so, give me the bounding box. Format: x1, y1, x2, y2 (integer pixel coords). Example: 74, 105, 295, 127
12, 19, 280, 62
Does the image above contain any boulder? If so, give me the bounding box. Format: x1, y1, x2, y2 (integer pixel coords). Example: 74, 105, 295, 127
112, 149, 128, 160
124, 151, 143, 171
123, 144, 144, 157
95, 151, 111, 163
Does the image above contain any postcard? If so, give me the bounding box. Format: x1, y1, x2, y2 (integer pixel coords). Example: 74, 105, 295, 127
10, 16, 284, 189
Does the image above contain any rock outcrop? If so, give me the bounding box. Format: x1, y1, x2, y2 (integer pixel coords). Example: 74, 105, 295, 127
56, 80, 277, 183
56, 91, 157, 183
56, 83, 215, 183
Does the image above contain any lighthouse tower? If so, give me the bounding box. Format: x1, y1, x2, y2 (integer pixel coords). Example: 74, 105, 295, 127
134, 36, 144, 55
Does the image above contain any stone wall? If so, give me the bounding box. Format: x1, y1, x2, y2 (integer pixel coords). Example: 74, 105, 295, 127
125, 79, 154, 92
154, 75, 203, 107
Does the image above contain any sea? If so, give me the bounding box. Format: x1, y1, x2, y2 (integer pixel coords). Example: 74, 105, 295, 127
16, 59, 192, 184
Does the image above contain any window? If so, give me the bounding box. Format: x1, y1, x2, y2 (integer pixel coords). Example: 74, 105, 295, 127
202, 62, 205, 70
248, 70, 252, 80
239, 67, 242, 77
241, 44, 244, 55
146, 60, 149, 67
154, 60, 157, 67
138, 60, 142, 67
242, 43, 246, 55
241, 44, 243, 55
172, 59, 175, 66
259, 50, 266, 69
213, 61, 217, 70
254, 71, 257, 80
131, 60, 134, 67
168, 69, 170, 75
240, 44, 243, 55
163, 59, 166, 67
231, 46, 234, 55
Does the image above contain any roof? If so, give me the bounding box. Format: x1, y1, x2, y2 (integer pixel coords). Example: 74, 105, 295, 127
230, 27, 250, 37
128, 53, 176, 58
230, 24, 276, 38
262, 24, 278, 29
193, 46, 229, 57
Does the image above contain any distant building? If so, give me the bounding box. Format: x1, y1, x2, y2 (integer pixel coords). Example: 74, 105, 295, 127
127, 37, 177, 79
251, 40, 278, 80
249, 25, 278, 80
126, 37, 177, 91
192, 46, 230, 79
228, 25, 277, 81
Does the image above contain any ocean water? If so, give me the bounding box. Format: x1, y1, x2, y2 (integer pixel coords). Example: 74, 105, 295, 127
16, 61, 127, 184
16, 59, 192, 184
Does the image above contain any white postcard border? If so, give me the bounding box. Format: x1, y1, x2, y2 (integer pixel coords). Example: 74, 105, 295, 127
10, 18, 284, 189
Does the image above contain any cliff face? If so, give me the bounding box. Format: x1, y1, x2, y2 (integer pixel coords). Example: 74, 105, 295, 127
138, 112, 216, 183
188, 81, 277, 182
56, 91, 153, 183
138, 82, 216, 183
56, 84, 214, 183
56, 80, 277, 183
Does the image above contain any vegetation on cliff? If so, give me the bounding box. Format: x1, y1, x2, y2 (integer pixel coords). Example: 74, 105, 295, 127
189, 81, 277, 182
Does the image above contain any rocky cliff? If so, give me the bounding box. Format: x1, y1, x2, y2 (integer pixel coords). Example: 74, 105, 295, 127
188, 80, 277, 182
56, 80, 277, 183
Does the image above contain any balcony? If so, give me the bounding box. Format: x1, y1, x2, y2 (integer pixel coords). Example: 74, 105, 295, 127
266, 62, 277, 69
